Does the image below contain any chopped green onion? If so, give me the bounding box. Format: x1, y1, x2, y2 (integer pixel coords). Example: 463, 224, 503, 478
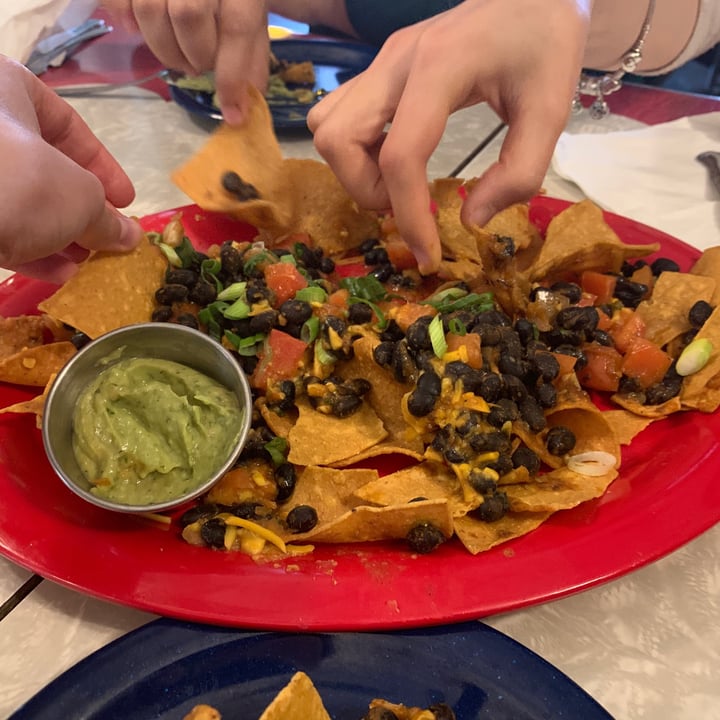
156, 242, 183, 267
264, 437, 289, 466
198, 301, 229, 341
447, 317, 467, 336
295, 286, 328, 304
423, 291, 494, 314
425, 286, 467, 304
301, 315, 320, 343
224, 330, 265, 356
217, 281, 248, 302
279, 253, 297, 265
243, 250, 276, 276
676, 338, 713, 376
428, 314, 447, 358
222, 298, 251, 320
175, 237, 200, 268
314, 341, 336, 368
340, 275, 388, 302
201, 258, 223, 291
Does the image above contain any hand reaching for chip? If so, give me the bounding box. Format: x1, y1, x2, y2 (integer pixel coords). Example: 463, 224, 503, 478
307, 0, 592, 275
0, 56, 142, 283
102, 0, 271, 125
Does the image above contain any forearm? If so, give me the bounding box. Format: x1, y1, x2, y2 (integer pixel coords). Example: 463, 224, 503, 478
584, 0, 700, 72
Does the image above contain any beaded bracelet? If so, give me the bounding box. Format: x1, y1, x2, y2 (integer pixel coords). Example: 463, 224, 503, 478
573, 0, 656, 118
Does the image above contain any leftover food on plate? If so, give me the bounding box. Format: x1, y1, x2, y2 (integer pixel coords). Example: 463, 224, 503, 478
2, 87, 720, 563
182, 671, 455, 720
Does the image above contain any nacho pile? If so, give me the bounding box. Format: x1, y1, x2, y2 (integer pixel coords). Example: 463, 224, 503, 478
3, 90, 720, 561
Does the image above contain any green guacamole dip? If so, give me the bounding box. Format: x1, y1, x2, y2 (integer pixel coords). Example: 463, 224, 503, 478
72, 357, 244, 506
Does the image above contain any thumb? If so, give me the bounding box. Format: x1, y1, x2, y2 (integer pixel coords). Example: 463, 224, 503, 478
75, 203, 143, 254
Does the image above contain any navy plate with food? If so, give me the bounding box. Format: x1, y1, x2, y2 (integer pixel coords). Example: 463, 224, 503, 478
169, 38, 377, 130
10, 619, 613, 719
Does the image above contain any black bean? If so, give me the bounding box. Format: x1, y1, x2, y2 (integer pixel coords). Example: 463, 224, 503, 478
497, 352, 527, 378
165, 267, 199, 287
468, 470, 497, 495
380, 319, 405, 342
592, 329, 614, 347
274, 463, 297, 503
519, 396, 547, 432
473, 491, 509, 522
221, 171, 259, 200
343, 378, 372, 396
689, 300, 713, 328
245, 280, 271, 304
219, 242, 243, 277
555, 306, 599, 334
358, 237, 379, 254
405, 316, 434, 351
200, 517, 227, 549
512, 446, 541, 475
514, 318, 537, 346
406, 522, 446, 554
348, 302, 373, 324
189, 280, 217, 305
502, 374, 528, 402
179, 503, 228, 527
273, 379, 296, 413
542, 327, 583, 348
155, 283, 188, 304
151, 306, 173, 323
176, 313, 199, 329
644, 365, 683, 405
286, 505, 318, 533
535, 381, 557, 409
280, 299, 312, 325
487, 398, 519, 427
294, 243, 322, 269
373, 340, 395, 367
364, 246, 389, 266
650, 257, 680, 276
546, 425, 576, 455
70, 331, 92, 350
532, 351, 560, 383
613, 277, 648, 309
468, 430, 510, 454
550, 281, 583, 304
228, 502, 262, 520
488, 453, 513, 477
370, 264, 394, 283
554, 344, 588, 371
618, 375, 643, 395
248, 310, 278, 334
392, 340, 417, 383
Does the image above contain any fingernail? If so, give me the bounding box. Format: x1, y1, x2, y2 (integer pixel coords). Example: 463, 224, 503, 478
118, 215, 142, 249
221, 104, 245, 127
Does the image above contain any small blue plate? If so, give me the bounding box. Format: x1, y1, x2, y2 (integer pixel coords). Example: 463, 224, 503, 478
10, 619, 613, 719
169, 38, 377, 130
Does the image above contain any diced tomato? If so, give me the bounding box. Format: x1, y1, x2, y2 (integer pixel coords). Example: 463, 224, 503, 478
385, 238, 418, 270
576, 344, 623, 392
580, 270, 617, 305
392, 302, 436, 332
610, 310, 646, 353
445, 332, 482, 369
551, 351, 578, 375
264, 262, 308, 308
250, 329, 308, 390
327, 288, 350, 308
621, 337, 672, 389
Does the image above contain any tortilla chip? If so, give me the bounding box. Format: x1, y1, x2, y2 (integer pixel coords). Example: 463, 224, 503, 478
601, 409, 657, 444
524, 200, 659, 282
352, 461, 478, 516
429, 178, 483, 265
287, 398, 388, 466
286, 465, 379, 527
288, 499, 453, 544
38, 236, 166, 339
635, 271, 716, 348
483, 202, 541, 252
0, 342, 75, 387
690, 245, 720, 305
256, 397, 296, 439
258, 672, 331, 720
610, 393, 682, 418
680, 305, 720, 412
0, 315, 51, 359
183, 706, 222, 720
505, 466, 617, 512
453, 511, 551, 555
329, 441, 425, 467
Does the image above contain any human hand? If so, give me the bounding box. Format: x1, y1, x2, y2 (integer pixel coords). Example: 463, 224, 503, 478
0, 56, 142, 283
102, 0, 270, 124
307, 0, 591, 274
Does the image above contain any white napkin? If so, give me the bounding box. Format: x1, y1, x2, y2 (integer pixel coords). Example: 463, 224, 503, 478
552, 111, 720, 251
0, 0, 96, 64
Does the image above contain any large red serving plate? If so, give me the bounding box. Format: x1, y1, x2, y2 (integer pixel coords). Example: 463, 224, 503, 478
1, 196, 718, 630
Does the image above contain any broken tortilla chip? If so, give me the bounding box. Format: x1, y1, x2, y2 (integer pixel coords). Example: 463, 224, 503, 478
453, 511, 552, 555
0, 342, 75, 387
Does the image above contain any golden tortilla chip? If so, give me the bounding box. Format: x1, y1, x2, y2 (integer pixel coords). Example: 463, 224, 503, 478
0, 342, 75, 387
287, 398, 388, 466
38, 236, 166, 339
483, 202, 541, 252
352, 461, 477, 516
258, 672, 331, 720
256, 397, 296, 439
524, 200, 659, 282
329, 442, 425, 467
601, 409, 657, 444
453, 511, 551, 555
183, 706, 221, 720
690, 245, 720, 305
288, 499, 453, 544
0, 315, 52, 359
680, 305, 720, 412
610, 393, 682, 418
635, 271, 716, 348
429, 178, 483, 265
505, 466, 617, 512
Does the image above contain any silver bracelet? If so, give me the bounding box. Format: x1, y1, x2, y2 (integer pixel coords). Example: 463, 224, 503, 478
573, 0, 656, 118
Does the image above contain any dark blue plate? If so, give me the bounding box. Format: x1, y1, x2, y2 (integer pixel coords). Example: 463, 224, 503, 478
169, 38, 377, 130
10, 619, 613, 719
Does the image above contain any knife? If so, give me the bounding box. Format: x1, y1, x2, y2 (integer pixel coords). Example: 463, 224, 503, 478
25, 18, 111, 76
696, 151, 720, 199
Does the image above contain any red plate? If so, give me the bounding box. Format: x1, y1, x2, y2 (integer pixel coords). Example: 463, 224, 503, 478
1, 197, 719, 630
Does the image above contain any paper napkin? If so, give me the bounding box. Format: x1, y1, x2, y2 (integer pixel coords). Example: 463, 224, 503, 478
552, 111, 720, 251
0, 0, 96, 64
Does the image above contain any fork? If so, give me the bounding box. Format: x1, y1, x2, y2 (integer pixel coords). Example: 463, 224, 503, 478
52, 69, 178, 97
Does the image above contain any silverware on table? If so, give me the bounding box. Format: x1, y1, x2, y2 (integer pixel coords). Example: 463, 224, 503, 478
52, 69, 175, 97
696, 151, 720, 198
25, 18, 111, 76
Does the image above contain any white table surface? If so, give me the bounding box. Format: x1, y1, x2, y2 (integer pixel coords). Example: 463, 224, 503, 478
1, 87, 719, 720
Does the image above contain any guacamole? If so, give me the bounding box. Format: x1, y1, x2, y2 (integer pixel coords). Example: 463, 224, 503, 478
72, 357, 244, 506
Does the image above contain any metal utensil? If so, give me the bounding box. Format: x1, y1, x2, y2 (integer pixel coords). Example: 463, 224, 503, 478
52, 69, 175, 97
25, 18, 111, 75
696, 151, 720, 198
